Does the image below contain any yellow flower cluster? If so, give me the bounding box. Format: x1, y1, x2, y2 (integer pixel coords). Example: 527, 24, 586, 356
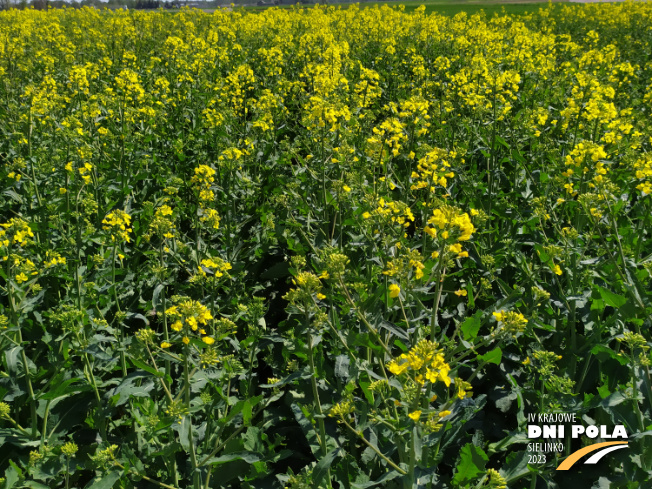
78, 163, 94, 185
493, 310, 528, 335
366, 198, 415, 229
0, 218, 34, 248
147, 204, 177, 241
633, 155, 652, 195
563, 141, 609, 196
368, 118, 408, 157
383, 249, 426, 281
329, 399, 354, 421
387, 339, 451, 387
44, 251, 67, 269
427, 206, 475, 242
164, 297, 215, 347
424, 205, 475, 260
410, 147, 456, 193
192, 165, 216, 203
102, 210, 132, 244
200, 208, 221, 230
198, 257, 232, 280
283, 271, 327, 305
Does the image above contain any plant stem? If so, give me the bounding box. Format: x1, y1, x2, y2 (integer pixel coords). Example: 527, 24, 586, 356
340, 417, 407, 475
307, 328, 333, 489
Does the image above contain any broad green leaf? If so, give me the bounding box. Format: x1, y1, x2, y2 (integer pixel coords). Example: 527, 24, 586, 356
39, 378, 91, 401
452, 443, 488, 486
83, 470, 122, 489
595, 285, 627, 308
129, 358, 164, 378
461, 311, 483, 341
351, 469, 402, 488
4, 461, 20, 489
479, 347, 502, 365
243, 398, 253, 427
591, 345, 628, 366
313, 448, 340, 487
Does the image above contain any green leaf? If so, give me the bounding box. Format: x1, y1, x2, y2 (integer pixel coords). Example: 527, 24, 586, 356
291, 403, 321, 457
4, 461, 20, 489
111, 372, 156, 406
129, 357, 164, 378
313, 448, 340, 487
591, 344, 628, 366
39, 378, 91, 401
500, 451, 529, 484
83, 470, 122, 489
466, 282, 475, 308
243, 399, 253, 427
152, 283, 165, 310
479, 347, 502, 365
204, 452, 260, 466
595, 285, 627, 308
351, 470, 402, 488
461, 311, 483, 341
452, 443, 488, 486
243, 427, 264, 452
24, 482, 50, 489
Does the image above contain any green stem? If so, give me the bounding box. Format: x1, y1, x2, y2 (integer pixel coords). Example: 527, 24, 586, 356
112, 245, 127, 377
340, 417, 407, 475
307, 329, 333, 489
115, 462, 179, 489
17, 328, 38, 439
430, 256, 447, 342
183, 348, 199, 489
65, 457, 70, 489
339, 277, 391, 355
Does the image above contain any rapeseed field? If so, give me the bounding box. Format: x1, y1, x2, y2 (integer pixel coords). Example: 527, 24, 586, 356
1, 2, 651, 488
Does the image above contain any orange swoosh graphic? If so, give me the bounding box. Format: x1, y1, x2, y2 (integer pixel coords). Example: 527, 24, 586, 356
556, 441, 628, 470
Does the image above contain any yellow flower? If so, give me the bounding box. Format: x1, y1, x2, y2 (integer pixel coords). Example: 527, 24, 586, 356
389, 283, 400, 298
182, 337, 190, 345
59, 188, 67, 194
342, 185, 351, 192
438, 410, 452, 418
408, 410, 421, 421
362, 212, 371, 219
387, 359, 408, 375
316, 293, 326, 300
160, 341, 172, 349
454, 289, 467, 297
16, 273, 29, 284
553, 264, 563, 275
187, 316, 198, 330
202, 336, 215, 345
